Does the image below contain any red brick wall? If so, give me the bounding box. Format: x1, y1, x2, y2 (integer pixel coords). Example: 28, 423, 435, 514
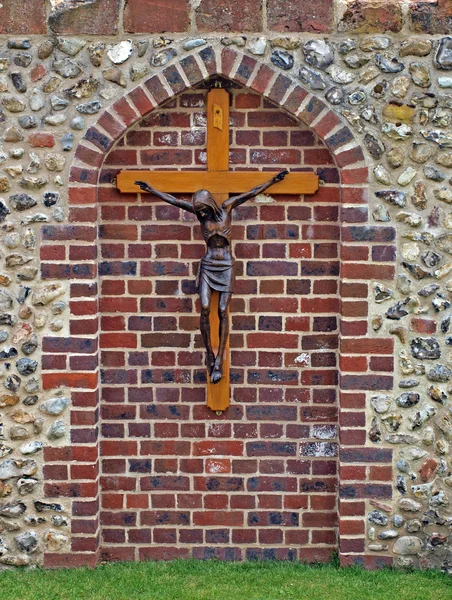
96, 90, 339, 561
41, 49, 395, 568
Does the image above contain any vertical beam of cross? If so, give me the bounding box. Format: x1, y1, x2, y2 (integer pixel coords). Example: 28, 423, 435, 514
205, 88, 230, 412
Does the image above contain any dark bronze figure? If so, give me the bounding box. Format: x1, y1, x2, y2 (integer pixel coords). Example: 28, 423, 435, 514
135, 169, 289, 384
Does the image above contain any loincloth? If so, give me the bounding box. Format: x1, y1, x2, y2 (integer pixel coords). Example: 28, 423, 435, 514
197, 257, 234, 294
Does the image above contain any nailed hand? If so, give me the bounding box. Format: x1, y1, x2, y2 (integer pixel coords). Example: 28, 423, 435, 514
135, 180, 152, 192
273, 169, 289, 182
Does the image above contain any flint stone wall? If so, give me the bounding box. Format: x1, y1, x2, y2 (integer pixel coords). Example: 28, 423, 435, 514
0, 0, 450, 571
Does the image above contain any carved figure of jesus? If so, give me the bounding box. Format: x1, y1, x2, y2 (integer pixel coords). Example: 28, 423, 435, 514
135, 169, 288, 384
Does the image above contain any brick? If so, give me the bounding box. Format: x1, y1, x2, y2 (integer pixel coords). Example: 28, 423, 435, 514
369, 466, 393, 481
84, 127, 113, 153
326, 127, 354, 151
194, 441, 244, 456
266, 75, 292, 104
124, 0, 190, 33
163, 65, 186, 95
341, 374, 393, 391
199, 46, 217, 76
112, 98, 138, 128
267, 0, 334, 32
180, 56, 204, 87
128, 87, 155, 116
341, 168, 369, 184
252, 64, 276, 95
69, 187, 97, 206
28, 133, 55, 148
342, 226, 395, 243
0, 0, 46, 33
235, 56, 258, 85
340, 338, 393, 355
410, 0, 452, 34
197, 0, 262, 31
141, 149, 192, 165
338, 0, 404, 33
49, 0, 120, 34
298, 97, 326, 126
341, 263, 395, 280
45, 554, 98, 569
43, 372, 98, 390
246, 406, 297, 421
340, 484, 392, 500
141, 511, 189, 526
283, 86, 309, 115
411, 317, 437, 334
194, 511, 243, 527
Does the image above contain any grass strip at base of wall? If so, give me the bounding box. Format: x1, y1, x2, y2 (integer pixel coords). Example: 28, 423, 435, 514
1, 558, 452, 600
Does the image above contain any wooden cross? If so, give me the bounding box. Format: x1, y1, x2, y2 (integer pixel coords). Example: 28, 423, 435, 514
117, 87, 319, 412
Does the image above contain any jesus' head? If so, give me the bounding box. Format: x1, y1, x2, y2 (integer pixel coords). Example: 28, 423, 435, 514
192, 189, 222, 222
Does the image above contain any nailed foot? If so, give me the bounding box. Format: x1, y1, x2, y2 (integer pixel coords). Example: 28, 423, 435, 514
210, 357, 223, 384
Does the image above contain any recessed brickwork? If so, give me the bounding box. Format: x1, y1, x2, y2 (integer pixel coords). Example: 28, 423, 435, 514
96, 90, 340, 561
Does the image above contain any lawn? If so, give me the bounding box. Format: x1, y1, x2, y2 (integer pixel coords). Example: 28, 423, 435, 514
1, 559, 451, 600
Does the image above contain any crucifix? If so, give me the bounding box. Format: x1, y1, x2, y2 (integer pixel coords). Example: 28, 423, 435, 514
116, 85, 319, 412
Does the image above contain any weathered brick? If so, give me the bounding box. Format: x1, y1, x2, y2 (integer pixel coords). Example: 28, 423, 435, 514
267, 0, 334, 32
0, 0, 46, 33
49, 0, 120, 34
196, 0, 262, 31
124, 0, 190, 33
338, 0, 404, 33
409, 0, 452, 34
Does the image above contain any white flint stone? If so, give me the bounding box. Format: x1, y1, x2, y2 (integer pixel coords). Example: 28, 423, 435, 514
47, 420, 66, 441
20, 441, 43, 455
382, 122, 412, 140
397, 212, 422, 227
434, 188, 452, 204
370, 395, 392, 414
39, 397, 69, 416
372, 205, 391, 222
435, 261, 452, 280
402, 243, 420, 261
327, 64, 355, 84
397, 167, 417, 186
438, 77, 452, 88
303, 39, 334, 69
29, 89, 45, 112
360, 36, 391, 52
99, 87, 117, 101
57, 38, 86, 56
45, 530, 68, 551
183, 39, 206, 51
393, 536, 423, 555
107, 40, 133, 64
444, 213, 452, 229
391, 76, 410, 98
248, 37, 267, 56
44, 113, 66, 126
373, 165, 391, 185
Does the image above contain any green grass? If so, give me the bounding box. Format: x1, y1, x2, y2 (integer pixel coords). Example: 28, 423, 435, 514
1, 559, 451, 600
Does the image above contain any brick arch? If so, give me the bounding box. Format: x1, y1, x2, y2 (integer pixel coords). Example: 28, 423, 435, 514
71, 46, 369, 183
42, 46, 395, 569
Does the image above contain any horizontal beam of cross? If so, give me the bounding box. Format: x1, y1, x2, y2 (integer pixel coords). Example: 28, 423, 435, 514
116, 171, 319, 195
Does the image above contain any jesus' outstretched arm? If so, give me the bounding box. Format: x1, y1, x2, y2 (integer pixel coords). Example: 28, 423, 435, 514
223, 169, 289, 211
135, 180, 195, 214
